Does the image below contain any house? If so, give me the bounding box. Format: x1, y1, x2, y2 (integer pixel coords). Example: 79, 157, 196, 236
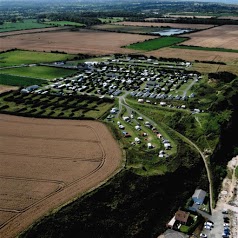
175, 210, 190, 225
147, 143, 153, 149
192, 189, 207, 205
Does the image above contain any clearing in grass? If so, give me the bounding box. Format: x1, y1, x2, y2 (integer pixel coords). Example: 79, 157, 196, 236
0, 66, 77, 80
0, 50, 76, 67
125, 37, 187, 51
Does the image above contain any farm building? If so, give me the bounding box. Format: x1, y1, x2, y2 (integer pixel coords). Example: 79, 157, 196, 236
192, 189, 207, 205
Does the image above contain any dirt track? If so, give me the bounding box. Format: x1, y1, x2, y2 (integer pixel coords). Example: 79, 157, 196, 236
0, 114, 123, 238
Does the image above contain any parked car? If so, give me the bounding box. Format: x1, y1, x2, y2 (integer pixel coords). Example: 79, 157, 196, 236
200, 233, 207, 238
204, 225, 211, 230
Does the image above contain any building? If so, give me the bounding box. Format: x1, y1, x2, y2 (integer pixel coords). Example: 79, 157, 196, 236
192, 189, 207, 205
175, 210, 190, 225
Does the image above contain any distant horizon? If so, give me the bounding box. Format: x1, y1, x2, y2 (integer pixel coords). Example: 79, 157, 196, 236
2, 0, 238, 3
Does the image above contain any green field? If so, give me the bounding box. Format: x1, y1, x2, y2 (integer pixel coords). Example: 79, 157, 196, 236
0, 50, 77, 67
0, 19, 49, 33
0, 66, 77, 80
45, 21, 84, 27
235, 166, 238, 179
0, 74, 47, 87
99, 17, 124, 23
172, 45, 238, 53
125, 37, 187, 51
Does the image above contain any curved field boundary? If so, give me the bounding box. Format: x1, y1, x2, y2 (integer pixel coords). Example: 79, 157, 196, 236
0, 114, 123, 238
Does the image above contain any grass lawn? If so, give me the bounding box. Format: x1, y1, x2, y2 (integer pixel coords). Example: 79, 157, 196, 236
0, 66, 77, 80
0, 50, 76, 67
125, 37, 187, 51
172, 45, 238, 53
44, 21, 84, 27
0, 74, 46, 87
0, 19, 49, 33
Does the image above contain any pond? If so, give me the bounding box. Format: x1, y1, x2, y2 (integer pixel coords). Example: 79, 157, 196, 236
151, 28, 193, 36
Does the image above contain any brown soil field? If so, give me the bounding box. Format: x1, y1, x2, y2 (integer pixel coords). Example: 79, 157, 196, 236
113, 21, 215, 29
218, 16, 238, 20
0, 114, 123, 238
182, 25, 238, 50
145, 47, 238, 64
0, 86, 18, 93
0, 29, 156, 55
0, 27, 68, 38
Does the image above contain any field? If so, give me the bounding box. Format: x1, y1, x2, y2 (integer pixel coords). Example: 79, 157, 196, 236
0, 27, 66, 37
45, 21, 84, 27
0, 74, 47, 86
145, 47, 238, 64
0, 50, 76, 67
0, 114, 122, 238
0, 29, 156, 55
0, 19, 49, 33
125, 37, 187, 51
113, 21, 215, 30
182, 25, 238, 50
98, 17, 124, 23
0, 91, 114, 119
0, 66, 77, 80
92, 24, 165, 34
0, 85, 18, 93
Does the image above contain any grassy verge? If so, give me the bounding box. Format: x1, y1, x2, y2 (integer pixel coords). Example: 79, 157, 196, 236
125, 37, 188, 51
172, 45, 238, 53
0, 74, 47, 87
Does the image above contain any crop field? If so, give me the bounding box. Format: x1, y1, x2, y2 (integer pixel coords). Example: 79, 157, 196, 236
125, 37, 187, 51
0, 50, 76, 67
182, 25, 238, 50
98, 17, 124, 23
113, 21, 215, 30
0, 66, 77, 80
145, 47, 238, 64
0, 29, 156, 55
0, 19, 49, 33
0, 114, 122, 238
0, 74, 47, 86
45, 21, 84, 27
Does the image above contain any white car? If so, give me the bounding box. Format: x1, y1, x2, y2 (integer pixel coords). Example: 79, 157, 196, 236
204, 225, 211, 230
200, 233, 207, 238
119, 125, 125, 129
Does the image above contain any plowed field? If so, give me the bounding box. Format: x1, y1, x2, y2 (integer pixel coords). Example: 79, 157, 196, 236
0, 29, 156, 55
182, 25, 238, 50
0, 115, 122, 238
